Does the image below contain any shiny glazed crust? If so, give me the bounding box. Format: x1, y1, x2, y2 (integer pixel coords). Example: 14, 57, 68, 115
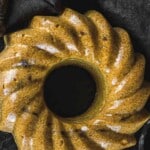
0, 8, 150, 150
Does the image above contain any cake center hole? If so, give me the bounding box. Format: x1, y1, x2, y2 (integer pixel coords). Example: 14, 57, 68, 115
44, 65, 97, 118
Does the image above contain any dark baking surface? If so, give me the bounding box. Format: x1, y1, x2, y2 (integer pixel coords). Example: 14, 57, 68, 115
0, 0, 8, 36
0, 0, 150, 149
0, 132, 17, 150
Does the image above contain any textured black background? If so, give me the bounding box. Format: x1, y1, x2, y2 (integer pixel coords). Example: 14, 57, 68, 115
0, 0, 150, 149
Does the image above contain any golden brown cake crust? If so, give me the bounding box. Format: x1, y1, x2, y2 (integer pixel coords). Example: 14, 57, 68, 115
0, 8, 150, 150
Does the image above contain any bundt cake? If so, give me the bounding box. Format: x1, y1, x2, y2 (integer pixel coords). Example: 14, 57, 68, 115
0, 8, 150, 150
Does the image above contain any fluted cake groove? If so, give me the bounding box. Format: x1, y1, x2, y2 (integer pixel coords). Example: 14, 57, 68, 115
0, 8, 149, 150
